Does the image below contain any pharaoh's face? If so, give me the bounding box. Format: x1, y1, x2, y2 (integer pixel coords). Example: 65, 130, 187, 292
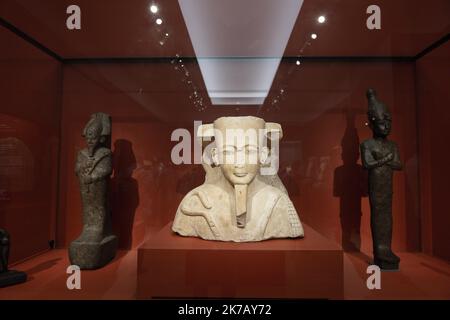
370, 112, 391, 138
211, 117, 269, 186
85, 127, 102, 148
219, 143, 261, 185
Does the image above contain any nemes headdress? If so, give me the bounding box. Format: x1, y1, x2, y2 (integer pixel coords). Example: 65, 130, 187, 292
196, 117, 284, 228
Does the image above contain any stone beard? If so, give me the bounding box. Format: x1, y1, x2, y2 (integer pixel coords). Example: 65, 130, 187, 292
172, 116, 304, 242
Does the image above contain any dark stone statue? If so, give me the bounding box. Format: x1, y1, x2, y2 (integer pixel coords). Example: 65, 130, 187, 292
0, 229, 9, 273
0, 229, 27, 287
69, 113, 118, 269
360, 89, 402, 270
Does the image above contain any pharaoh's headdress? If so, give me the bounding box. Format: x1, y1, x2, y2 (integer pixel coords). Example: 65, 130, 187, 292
82, 113, 112, 148
196, 116, 285, 228
366, 88, 391, 120
197, 117, 283, 148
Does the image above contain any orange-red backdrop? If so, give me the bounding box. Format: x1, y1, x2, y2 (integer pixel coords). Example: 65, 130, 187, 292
416, 41, 450, 261
2, 22, 448, 263
57, 60, 420, 255
0, 26, 61, 263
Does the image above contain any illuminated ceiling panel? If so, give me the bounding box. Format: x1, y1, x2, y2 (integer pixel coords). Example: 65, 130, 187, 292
178, 0, 304, 105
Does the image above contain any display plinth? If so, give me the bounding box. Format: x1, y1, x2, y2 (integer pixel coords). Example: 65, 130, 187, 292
0, 270, 27, 288
137, 222, 343, 299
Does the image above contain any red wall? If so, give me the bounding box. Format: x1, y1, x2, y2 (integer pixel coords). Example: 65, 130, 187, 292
416, 41, 450, 261
58, 60, 420, 254
0, 26, 61, 263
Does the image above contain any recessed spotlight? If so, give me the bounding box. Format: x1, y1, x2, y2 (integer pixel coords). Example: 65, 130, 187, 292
165, 33, 169, 37
296, 60, 301, 65
318, 16, 326, 23
311, 33, 318, 40
156, 18, 163, 25
150, 5, 158, 14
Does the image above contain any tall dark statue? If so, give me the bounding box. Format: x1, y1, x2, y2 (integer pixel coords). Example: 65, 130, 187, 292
360, 89, 402, 270
69, 113, 118, 269
0, 229, 27, 287
0, 229, 9, 273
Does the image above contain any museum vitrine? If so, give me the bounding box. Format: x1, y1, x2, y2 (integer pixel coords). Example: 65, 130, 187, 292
0, 0, 449, 300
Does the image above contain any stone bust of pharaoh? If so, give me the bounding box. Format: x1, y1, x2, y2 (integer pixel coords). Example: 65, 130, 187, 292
172, 116, 304, 242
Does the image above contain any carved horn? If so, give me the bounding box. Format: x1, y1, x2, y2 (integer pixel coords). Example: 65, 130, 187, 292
265, 122, 283, 140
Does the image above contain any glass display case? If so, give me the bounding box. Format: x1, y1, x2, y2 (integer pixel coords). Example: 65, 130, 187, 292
0, 0, 449, 301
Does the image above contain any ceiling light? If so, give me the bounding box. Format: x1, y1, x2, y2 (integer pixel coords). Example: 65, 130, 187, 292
150, 5, 158, 13
318, 15, 325, 23
296, 60, 301, 65
156, 18, 163, 25
311, 33, 317, 39
178, 0, 304, 105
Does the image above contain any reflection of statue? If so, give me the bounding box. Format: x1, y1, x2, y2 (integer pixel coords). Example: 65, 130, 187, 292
334, 110, 367, 252
69, 113, 117, 269
111, 139, 139, 250
0, 229, 27, 287
172, 116, 304, 242
360, 89, 402, 270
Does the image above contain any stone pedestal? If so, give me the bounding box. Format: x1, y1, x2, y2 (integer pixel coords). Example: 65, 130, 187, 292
375, 258, 399, 271
69, 235, 118, 269
0, 270, 27, 288
137, 222, 343, 299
